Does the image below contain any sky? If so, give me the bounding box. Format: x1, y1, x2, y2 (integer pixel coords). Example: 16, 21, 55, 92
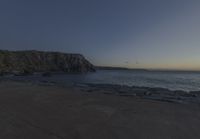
0, 0, 200, 70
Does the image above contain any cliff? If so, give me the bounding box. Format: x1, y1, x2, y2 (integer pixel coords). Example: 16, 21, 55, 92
0, 50, 95, 74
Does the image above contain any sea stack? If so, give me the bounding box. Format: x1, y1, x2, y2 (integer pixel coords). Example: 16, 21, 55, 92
0, 50, 96, 75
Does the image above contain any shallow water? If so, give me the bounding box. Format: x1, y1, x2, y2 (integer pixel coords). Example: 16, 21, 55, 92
3, 70, 200, 91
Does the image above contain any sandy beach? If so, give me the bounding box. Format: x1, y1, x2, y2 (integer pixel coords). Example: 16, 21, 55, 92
0, 81, 199, 139
1, 0, 200, 138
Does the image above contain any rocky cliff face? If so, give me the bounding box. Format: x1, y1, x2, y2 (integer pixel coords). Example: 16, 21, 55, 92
0, 50, 95, 74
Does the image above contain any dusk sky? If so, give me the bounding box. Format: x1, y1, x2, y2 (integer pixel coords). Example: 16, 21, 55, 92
1, 0, 200, 70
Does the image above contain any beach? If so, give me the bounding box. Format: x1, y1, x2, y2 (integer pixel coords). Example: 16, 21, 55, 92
2, 0, 200, 138
0, 81, 200, 139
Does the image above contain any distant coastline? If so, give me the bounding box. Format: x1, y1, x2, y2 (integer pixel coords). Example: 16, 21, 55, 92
96, 66, 200, 73
96, 66, 148, 71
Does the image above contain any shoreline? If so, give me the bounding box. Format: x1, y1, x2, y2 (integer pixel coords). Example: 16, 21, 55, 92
1, 78, 200, 104
76, 83, 200, 104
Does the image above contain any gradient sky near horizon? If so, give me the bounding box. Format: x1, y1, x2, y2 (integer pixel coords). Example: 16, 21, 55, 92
1, 0, 200, 70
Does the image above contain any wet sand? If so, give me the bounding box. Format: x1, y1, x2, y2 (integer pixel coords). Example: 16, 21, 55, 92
0, 81, 200, 139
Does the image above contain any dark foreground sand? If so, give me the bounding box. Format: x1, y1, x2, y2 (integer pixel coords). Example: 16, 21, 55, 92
0, 81, 200, 139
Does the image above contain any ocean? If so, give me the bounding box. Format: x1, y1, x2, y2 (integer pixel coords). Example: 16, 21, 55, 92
3, 70, 200, 91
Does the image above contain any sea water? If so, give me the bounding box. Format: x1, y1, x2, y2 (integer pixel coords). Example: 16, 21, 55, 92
3, 70, 200, 91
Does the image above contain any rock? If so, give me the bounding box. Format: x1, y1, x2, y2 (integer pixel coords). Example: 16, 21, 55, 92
13, 69, 33, 76
0, 72, 5, 76
173, 90, 188, 97
145, 91, 152, 96
0, 50, 96, 74
42, 72, 52, 77
189, 91, 200, 97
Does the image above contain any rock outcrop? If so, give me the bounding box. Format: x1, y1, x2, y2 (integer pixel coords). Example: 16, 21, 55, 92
0, 50, 95, 74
